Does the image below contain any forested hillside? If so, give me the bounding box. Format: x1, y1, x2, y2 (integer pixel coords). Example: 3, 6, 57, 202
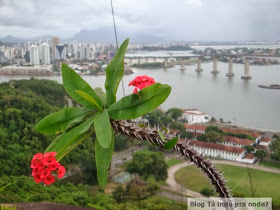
0, 79, 98, 178
0, 78, 186, 209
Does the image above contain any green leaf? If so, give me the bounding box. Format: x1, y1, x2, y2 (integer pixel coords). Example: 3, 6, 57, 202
105, 38, 129, 106
0, 183, 11, 192
164, 137, 178, 150
75, 90, 102, 111
95, 132, 114, 188
158, 130, 165, 142
62, 63, 103, 109
94, 109, 112, 148
45, 116, 95, 160
94, 87, 107, 105
36, 107, 89, 135
108, 83, 171, 120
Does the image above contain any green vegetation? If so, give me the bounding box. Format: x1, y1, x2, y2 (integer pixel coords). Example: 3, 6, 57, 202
200, 188, 214, 197
166, 158, 184, 167
244, 145, 255, 153
197, 126, 224, 143
255, 149, 267, 162
270, 140, 280, 161
0, 78, 187, 209
259, 161, 280, 169
175, 164, 280, 205
144, 109, 191, 140
197, 131, 224, 143
166, 108, 182, 120
225, 132, 255, 140
132, 62, 163, 68
0, 175, 185, 209
125, 150, 168, 181
196, 125, 256, 142
0, 79, 65, 176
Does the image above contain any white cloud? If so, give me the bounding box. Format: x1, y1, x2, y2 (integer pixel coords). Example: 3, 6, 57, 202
0, 0, 279, 41
184, 0, 202, 7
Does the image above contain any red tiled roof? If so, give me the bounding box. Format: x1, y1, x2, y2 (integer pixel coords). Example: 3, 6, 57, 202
182, 109, 198, 112
244, 153, 255, 159
221, 128, 261, 138
180, 139, 245, 154
261, 137, 271, 142
185, 112, 208, 116
184, 124, 206, 131
255, 145, 266, 150
224, 136, 254, 146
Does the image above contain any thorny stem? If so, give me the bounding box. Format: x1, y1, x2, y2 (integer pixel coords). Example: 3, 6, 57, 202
112, 119, 232, 199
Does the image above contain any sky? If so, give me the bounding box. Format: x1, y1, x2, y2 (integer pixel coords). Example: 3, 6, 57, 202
0, 0, 279, 41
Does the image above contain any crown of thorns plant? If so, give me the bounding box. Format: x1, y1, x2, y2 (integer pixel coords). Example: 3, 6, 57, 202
33, 38, 231, 198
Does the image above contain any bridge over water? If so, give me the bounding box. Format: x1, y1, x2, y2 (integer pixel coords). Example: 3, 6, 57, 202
125, 53, 280, 80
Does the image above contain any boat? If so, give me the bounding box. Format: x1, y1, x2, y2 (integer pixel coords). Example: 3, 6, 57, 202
258, 84, 280, 89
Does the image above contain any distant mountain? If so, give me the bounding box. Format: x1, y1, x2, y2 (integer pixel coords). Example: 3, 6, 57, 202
0, 27, 165, 44
0, 35, 26, 43
66, 27, 165, 43
0, 35, 54, 43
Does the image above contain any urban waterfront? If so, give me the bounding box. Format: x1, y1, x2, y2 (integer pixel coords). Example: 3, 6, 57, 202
1, 60, 280, 132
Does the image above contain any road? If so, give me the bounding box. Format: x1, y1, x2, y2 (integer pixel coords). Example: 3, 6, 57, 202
164, 159, 280, 198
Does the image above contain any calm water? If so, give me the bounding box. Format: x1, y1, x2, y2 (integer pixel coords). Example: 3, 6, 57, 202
1, 61, 280, 132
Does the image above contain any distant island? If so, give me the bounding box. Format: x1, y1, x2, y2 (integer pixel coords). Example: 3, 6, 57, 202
258, 84, 280, 89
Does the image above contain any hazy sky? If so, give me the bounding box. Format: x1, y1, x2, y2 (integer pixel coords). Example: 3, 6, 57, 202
0, 0, 279, 41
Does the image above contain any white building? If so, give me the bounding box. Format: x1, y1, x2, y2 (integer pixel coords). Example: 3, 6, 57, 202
185, 124, 206, 134
30, 45, 40, 65
41, 43, 50, 64
0, 65, 52, 75
221, 128, 262, 144
80, 46, 91, 59
181, 139, 255, 164
221, 136, 254, 148
181, 109, 210, 124
259, 137, 272, 146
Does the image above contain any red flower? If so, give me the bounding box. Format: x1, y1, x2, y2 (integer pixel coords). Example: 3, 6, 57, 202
40, 168, 51, 179
57, 166, 66, 179
129, 75, 155, 93
32, 153, 43, 160
49, 162, 60, 171
42, 156, 56, 166
32, 167, 40, 176
30, 152, 66, 185
44, 152, 57, 157
30, 159, 39, 168
33, 174, 42, 183
43, 175, 55, 185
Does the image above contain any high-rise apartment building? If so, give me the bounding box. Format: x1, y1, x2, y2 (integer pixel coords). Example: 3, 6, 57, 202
55, 45, 66, 60
41, 43, 51, 64
30, 45, 40, 65
52, 37, 60, 58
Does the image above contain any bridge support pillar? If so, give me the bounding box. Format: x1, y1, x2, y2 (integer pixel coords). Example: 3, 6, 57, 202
180, 58, 186, 70
153, 57, 157, 63
129, 58, 133, 66
226, 58, 235, 77
196, 57, 203, 72
211, 57, 220, 74
164, 58, 168, 68
137, 58, 140, 65
145, 57, 149, 63
241, 58, 252, 79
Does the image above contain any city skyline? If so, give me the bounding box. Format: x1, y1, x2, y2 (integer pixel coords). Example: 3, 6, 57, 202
0, 0, 280, 42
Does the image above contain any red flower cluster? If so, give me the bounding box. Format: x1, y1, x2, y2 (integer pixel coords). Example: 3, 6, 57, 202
129, 75, 156, 93
30, 152, 66, 185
